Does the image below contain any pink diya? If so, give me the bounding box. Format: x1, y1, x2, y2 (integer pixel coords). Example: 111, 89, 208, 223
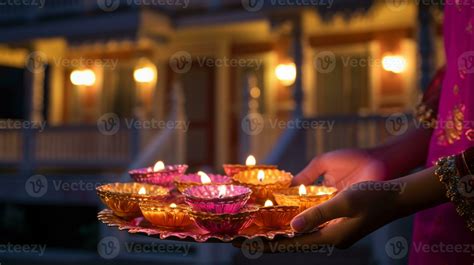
223, 155, 277, 177
139, 201, 194, 229
174, 171, 232, 193
129, 160, 188, 187
97, 183, 169, 219
182, 184, 251, 214
188, 205, 259, 235
232, 169, 292, 203
254, 200, 299, 229
274, 184, 337, 212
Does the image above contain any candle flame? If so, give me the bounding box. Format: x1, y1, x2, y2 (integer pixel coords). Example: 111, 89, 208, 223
138, 187, 147, 195
198, 171, 211, 184
217, 185, 227, 198
245, 155, 256, 166
298, 184, 307, 196
153, 160, 165, 171
257, 170, 265, 182
170, 203, 177, 208
264, 199, 274, 207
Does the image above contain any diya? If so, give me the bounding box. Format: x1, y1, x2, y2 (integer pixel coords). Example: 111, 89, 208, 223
232, 169, 292, 203
274, 184, 337, 211
223, 155, 277, 178
129, 160, 188, 187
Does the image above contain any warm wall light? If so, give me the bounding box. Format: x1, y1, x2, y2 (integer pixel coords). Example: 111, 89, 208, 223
134, 58, 157, 85
275, 62, 296, 86
382, 55, 407, 74
70, 69, 96, 86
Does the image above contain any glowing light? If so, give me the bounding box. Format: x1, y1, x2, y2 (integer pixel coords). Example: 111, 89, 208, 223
198, 171, 211, 184
275, 62, 296, 86
134, 58, 157, 84
245, 155, 256, 166
153, 161, 165, 172
138, 187, 147, 195
257, 170, 265, 182
316, 187, 336, 195
217, 185, 227, 198
299, 184, 307, 196
170, 203, 177, 208
70, 69, 96, 86
264, 199, 274, 207
382, 55, 407, 74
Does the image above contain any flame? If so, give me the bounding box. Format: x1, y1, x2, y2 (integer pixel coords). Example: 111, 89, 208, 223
138, 187, 147, 195
198, 171, 211, 184
153, 161, 165, 171
170, 203, 177, 208
245, 155, 256, 166
298, 184, 307, 196
217, 185, 227, 198
264, 199, 274, 207
257, 170, 265, 182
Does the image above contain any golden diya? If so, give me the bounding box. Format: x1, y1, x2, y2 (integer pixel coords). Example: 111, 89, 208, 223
232, 169, 292, 203
182, 184, 252, 214
128, 160, 188, 187
223, 155, 277, 178
174, 171, 232, 193
96, 183, 169, 219
274, 184, 337, 212
139, 201, 194, 229
253, 199, 299, 229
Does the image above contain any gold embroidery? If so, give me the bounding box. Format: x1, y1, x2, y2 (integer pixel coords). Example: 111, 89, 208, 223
453, 84, 459, 95
467, 129, 474, 142
437, 104, 465, 146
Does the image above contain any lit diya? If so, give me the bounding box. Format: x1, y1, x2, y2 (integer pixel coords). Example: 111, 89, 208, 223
223, 155, 277, 178
139, 201, 193, 229
129, 160, 188, 187
188, 205, 259, 235
254, 199, 299, 229
182, 184, 251, 214
232, 169, 292, 203
274, 184, 337, 211
174, 171, 232, 193
96, 183, 169, 219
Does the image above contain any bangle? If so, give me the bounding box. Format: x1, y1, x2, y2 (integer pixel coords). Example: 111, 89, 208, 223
435, 155, 474, 232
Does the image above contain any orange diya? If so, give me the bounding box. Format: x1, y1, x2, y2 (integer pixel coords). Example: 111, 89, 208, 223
223, 155, 277, 178
254, 200, 299, 229
139, 201, 194, 229
96, 183, 169, 219
274, 184, 337, 212
232, 169, 292, 203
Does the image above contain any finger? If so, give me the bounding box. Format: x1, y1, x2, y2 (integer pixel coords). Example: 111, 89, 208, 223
290, 192, 350, 233
292, 158, 324, 186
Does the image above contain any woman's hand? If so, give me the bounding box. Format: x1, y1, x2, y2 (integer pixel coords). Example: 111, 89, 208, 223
293, 149, 387, 190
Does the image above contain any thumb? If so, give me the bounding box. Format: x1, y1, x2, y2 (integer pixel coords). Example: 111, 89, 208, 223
292, 157, 325, 186
290, 193, 349, 232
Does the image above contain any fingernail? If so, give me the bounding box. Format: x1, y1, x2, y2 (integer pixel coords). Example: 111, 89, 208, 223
291, 216, 306, 231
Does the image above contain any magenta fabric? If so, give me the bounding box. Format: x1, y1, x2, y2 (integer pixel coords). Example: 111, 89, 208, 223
409, 4, 474, 264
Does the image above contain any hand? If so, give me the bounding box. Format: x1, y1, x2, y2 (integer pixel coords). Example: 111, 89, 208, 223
293, 149, 387, 190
